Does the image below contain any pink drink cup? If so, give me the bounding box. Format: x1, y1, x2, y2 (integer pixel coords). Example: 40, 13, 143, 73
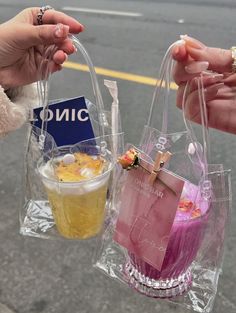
128, 211, 208, 281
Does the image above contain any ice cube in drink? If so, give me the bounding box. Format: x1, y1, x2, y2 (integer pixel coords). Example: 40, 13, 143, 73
38, 150, 112, 239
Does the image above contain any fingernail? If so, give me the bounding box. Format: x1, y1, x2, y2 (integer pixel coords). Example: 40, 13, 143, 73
173, 38, 185, 54
64, 53, 68, 61
79, 24, 85, 32
205, 74, 224, 84
173, 46, 179, 55
185, 61, 209, 74
223, 73, 232, 79
175, 39, 185, 46
73, 44, 78, 52
55, 24, 69, 38
205, 82, 224, 96
180, 35, 205, 49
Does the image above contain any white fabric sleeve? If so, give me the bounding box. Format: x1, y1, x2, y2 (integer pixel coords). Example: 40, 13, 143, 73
0, 83, 38, 136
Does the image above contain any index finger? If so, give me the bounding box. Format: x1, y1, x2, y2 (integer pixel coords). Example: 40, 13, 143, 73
31, 7, 84, 33
171, 41, 197, 85
171, 42, 188, 62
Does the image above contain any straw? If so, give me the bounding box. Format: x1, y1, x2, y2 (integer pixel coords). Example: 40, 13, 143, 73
104, 79, 119, 160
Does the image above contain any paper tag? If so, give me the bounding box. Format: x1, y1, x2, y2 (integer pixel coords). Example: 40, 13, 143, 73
114, 158, 184, 271
31, 96, 95, 146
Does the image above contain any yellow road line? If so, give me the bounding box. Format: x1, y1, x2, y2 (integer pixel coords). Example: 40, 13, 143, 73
64, 61, 178, 90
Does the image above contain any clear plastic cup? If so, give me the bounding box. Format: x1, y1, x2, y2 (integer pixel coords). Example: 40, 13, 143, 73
124, 185, 209, 298
37, 142, 113, 239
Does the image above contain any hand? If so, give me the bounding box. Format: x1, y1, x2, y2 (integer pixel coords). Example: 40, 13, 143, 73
0, 7, 84, 89
172, 35, 236, 134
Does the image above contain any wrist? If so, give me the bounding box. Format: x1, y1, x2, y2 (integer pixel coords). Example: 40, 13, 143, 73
0, 83, 9, 92
0, 70, 10, 91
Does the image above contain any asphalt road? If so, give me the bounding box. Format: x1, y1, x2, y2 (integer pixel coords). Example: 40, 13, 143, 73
0, 1, 236, 313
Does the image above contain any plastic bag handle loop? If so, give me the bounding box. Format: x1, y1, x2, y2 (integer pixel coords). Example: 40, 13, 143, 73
146, 40, 211, 179
182, 75, 210, 183
72, 36, 105, 117
147, 41, 180, 133
37, 36, 105, 149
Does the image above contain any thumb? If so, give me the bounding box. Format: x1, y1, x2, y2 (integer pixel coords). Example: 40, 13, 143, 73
24, 23, 69, 47
183, 35, 232, 73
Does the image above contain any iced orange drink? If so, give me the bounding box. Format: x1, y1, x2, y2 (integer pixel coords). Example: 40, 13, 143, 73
38, 149, 112, 239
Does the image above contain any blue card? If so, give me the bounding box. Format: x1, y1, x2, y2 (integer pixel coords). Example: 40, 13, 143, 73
31, 96, 95, 147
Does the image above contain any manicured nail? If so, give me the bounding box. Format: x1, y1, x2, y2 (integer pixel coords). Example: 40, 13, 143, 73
55, 24, 69, 38
173, 45, 179, 55
185, 61, 209, 74
79, 24, 85, 32
205, 83, 224, 97
180, 35, 205, 49
205, 74, 224, 84
175, 39, 185, 46
173, 39, 185, 55
223, 73, 232, 79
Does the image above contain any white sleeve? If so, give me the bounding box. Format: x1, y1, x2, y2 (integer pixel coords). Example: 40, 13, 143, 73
0, 83, 38, 136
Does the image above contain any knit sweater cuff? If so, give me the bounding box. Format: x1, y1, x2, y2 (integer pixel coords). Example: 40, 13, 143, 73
0, 83, 38, 136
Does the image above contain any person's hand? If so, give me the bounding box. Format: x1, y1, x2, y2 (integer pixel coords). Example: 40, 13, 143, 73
172, 35, 236, 134
0, 7, 84, 90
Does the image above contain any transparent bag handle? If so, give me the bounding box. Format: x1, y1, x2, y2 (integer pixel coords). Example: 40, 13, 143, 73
145, 40, 212, 195
182, 74, 212, 199
146, 41, 179, 134
146, 38, 212, 137
37, 35, 106, 150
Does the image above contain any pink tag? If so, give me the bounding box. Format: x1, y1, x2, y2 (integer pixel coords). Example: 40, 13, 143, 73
114, 159, 184, 271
